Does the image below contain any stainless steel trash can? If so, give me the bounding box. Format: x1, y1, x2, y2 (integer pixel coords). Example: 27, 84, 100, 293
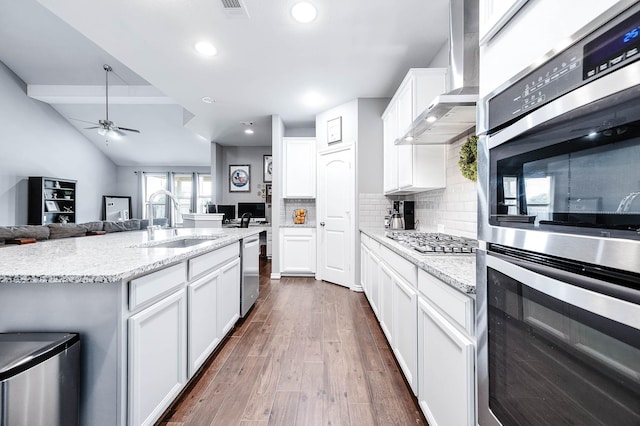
0, 332, 80, 426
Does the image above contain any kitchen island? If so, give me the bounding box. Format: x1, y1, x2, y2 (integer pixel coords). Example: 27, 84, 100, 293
0, 227, 264, 426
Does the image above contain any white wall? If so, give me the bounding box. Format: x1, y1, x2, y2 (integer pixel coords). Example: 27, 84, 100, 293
357, 98, 387, 195
0, 61, 117, 225
480, 0, 618, 97
315, 99, 358, 152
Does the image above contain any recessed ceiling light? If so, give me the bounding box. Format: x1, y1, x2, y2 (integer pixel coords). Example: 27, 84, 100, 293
426, 115, 437, 123
245, 128, 255, 135
195, 41, 217, 56
201, 96, 215, 104
291, 2, 317, 23
405, 136, 414, 141
302, 91, 325, 107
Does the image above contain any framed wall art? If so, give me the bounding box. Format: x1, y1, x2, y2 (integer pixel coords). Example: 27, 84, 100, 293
263, 155, 273, 183
229, 164, 251, 192
327, 116, 342, 144
45, 200, 59, 212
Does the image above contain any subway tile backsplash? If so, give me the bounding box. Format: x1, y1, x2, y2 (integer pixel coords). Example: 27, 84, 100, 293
280, 199, 316, 226
359, 136, 478, 239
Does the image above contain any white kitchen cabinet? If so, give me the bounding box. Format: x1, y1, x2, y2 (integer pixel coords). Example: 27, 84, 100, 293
382, 68, 448, 194
283, 137, 316, 198
379, 262, 395, 343
128, 288, 187, 426
187, 271, 220, 377
360, 235, 381, 317
280, 227, 316, 275
393, 273, 418, 395
218, 257, 241, 338
417, 269, 475, 426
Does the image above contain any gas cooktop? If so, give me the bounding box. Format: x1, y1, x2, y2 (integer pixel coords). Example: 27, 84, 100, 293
385, 231, 477, 254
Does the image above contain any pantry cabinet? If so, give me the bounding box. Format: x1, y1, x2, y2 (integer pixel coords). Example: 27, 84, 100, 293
282, 137, 316, 198
382, 68, 448, 194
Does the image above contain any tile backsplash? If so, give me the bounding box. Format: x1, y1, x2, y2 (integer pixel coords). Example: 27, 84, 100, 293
280, 199, 316, 226
358, 136, 478, 239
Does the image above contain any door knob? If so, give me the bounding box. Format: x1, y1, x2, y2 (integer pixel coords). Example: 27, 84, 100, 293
320, 222, 325, 226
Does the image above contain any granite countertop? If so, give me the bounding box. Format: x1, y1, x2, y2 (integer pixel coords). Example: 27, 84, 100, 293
0, 227, 265, 284
360, 228, 476, 295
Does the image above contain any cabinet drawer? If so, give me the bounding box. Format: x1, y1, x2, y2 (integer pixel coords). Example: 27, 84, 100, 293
418, 269, 474, 335
188, 243, 239, 280
380, 246, 416, 286
129, 263, 187, 311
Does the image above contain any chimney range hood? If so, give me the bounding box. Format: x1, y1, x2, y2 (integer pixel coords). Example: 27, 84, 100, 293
396, 0, 479, 145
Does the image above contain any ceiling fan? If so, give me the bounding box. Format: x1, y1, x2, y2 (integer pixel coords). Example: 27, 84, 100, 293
75, 64, 141, 138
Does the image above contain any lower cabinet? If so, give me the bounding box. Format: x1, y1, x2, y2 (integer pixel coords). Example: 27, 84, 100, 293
280, 227, 316, 275
360, 232, 476, 424
417, 269, 475, 426
128, 289, 188, 426
418, 297, 475, 426
128, 242, 242, 426
218, 257, 241, 337
392, 274, 418, 395
187, 270, 220, 377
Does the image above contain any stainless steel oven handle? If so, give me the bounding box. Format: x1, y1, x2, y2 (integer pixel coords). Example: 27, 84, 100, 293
486, 254, 640, 330
487, 60, 640, 149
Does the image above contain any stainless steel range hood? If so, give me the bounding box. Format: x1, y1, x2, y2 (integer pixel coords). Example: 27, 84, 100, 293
396, 0, 479, 145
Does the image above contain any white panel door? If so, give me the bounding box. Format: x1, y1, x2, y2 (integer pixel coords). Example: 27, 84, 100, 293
317, 146, 354, 288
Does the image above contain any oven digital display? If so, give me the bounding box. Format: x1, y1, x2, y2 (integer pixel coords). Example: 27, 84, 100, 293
583, 9, 640, 79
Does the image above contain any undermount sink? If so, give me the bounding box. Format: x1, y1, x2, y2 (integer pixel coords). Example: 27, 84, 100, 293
141, 237, 219, 249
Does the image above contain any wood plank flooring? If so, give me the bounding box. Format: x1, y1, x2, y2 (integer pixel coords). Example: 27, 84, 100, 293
158, 259, 426, 426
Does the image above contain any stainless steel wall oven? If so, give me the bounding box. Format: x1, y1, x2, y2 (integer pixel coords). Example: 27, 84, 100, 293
477, 2, 640, 425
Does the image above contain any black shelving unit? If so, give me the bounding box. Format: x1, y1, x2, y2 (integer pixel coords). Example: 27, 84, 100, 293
28, 177, 77, 225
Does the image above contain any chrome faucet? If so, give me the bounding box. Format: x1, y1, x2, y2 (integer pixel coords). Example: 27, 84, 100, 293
146, 189, 182, 235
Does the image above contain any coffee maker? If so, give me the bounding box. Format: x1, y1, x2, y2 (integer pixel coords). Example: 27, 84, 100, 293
392, 200, 415, 230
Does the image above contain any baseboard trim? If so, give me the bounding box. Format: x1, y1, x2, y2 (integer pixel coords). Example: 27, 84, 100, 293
270, 273, 281, 280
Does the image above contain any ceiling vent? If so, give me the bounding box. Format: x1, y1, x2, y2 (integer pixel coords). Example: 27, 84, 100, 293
221, 0, 250, 18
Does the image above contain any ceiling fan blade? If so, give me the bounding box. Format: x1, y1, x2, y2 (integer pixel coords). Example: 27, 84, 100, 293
117, 127, 141, 134
111, 128, 127, 138
84, 126, 101, 130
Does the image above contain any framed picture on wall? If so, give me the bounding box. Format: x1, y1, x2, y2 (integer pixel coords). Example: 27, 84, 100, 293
327, 116, 342, 144
229, 164, 251, 192
263, 155, 273, 183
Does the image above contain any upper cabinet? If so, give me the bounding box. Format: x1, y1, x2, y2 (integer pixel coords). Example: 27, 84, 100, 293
383, 69, 447, 195
283, 137, 316, 198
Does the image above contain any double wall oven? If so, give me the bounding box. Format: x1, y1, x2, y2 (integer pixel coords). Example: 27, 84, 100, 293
477, 2, 640, 425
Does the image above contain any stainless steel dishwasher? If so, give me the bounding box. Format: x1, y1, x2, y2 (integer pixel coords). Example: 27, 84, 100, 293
0, 332, 80, 426
241, 235, 260, 317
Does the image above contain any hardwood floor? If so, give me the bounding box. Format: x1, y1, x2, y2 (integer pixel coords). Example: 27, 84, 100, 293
158, 259, 426, 426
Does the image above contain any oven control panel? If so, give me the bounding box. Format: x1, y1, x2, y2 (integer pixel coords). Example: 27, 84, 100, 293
488, 4, 640, 133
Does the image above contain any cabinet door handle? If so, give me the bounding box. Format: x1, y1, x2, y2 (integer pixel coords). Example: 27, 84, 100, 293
320, 222, 325, 227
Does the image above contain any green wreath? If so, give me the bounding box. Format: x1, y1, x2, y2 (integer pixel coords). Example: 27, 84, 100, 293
458, 135, 478, 182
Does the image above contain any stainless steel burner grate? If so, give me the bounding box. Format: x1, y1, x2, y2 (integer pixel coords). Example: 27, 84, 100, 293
385, 231, 477, 254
